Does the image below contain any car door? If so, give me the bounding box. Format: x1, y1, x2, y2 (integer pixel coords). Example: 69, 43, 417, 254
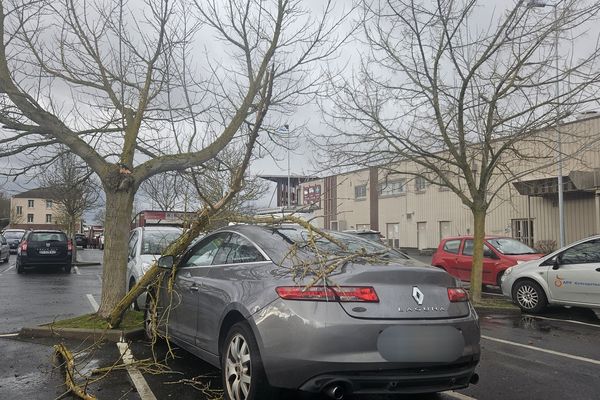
546, 238, 600, 306
198, 232, 269, 355
0, 234, 8, 261
439, 239, 462, 278
126, 230, 140, 286
457, 240, 497, 284
169, 232, 230, 346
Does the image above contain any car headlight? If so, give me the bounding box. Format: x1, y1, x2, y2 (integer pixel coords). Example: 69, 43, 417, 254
503, 267, 513, 280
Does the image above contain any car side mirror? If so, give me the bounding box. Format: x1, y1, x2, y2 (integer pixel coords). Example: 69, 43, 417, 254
158, 255, 174, 270
552, 256, 561, 270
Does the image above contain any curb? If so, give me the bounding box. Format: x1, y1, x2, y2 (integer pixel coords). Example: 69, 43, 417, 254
73, 262, 102, 267
19, 326, 144, 342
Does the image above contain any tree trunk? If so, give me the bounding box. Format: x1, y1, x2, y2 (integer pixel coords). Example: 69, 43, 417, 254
97, 190, 134, 318
469, 208, 486, 304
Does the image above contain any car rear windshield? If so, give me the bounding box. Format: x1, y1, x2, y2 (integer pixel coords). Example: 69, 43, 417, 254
141, 230, 182, 255
487, 238, 537, 255
3, 231, 25, 240
29, 232, 67, 242
276, 228, 408, 260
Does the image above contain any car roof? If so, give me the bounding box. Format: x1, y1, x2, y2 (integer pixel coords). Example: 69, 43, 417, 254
29, 230, 66, 233
441, 235, 508, 241
139, 225, 183, 231
3, 229, 26, 232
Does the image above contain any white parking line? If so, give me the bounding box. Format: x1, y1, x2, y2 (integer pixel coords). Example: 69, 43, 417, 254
0, 333, 19, 337
482, 335, 600, 366
525, 314, 600, 329
0, 265, 15, 274
86, 294, 99, 312
444, 391, 478, 400
116, 342, 158, 400
74, 266, 81, 275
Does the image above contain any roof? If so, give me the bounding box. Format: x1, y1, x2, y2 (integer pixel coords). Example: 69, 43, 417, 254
13, 187, 56, 199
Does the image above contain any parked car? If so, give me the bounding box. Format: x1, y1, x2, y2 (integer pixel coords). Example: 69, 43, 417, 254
127, 226, 183, 310
16, 230, 73, 273
0, 234, 9, 263
342, 229, 384, 243
147, 225, 480, 399
2, 229, 26, 254
74, 233, 88, 249
432, 236, 543, 286
501, 235, 600, 313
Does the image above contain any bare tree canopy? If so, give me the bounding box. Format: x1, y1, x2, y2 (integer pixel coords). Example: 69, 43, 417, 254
0, 0, 350, 316
321, 0, 600, 301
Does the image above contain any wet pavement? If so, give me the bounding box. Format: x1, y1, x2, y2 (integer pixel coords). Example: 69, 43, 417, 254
1, 249, 600, 399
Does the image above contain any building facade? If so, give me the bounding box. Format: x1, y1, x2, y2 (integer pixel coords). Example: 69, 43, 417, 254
299, 116, 600, 251
9, 188, 71, 231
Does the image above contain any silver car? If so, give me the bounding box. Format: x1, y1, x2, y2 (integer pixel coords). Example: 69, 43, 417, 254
0, 234, 9, 263
501, 235, 600, 313
127, 226, 183, 310
148, 224, 480, 400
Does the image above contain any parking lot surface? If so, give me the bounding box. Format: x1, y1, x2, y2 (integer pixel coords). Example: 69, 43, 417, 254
1, 250, 599, 400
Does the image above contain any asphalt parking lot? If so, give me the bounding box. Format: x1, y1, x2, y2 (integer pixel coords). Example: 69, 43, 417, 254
1, 249, 599, 400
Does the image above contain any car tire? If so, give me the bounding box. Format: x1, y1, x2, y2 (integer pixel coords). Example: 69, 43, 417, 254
16, 260, 24, 274
221, 322, 275, 400
512, 279, 547, 314
63, 263, 72, 274
144, 291, 163, 342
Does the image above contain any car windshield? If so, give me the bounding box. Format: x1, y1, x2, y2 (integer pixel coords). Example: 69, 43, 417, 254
141, 230, 182, 255
487, 238, 537, 255
4, 231, 25, 240
29, 232, 67, 242
276, 228, 408, 260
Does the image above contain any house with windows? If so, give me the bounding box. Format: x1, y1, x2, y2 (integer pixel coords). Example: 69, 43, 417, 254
9, 188, 74, 231
297, 115, 600, 252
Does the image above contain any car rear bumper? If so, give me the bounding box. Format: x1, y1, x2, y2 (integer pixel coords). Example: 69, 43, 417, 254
251, 299, 480, 392
19, 256, 72, 266
298, 358, 478, 394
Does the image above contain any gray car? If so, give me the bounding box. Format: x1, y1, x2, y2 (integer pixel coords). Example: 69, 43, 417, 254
148, 224, 480, 400
0, 234, 9, 263
501, 235, 600, 313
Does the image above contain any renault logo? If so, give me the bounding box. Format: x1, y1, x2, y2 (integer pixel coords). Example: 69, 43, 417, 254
412, 286, 424, 305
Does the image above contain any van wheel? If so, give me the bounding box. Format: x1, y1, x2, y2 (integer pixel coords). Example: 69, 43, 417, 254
16, 260, 24, 274
221, 322, 275, 400
513, 280, 547, 314
63, 263, 72, 274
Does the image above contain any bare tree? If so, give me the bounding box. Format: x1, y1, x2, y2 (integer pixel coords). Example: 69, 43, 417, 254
0, 193, 10, 229
139, 172, 188, 212
322, 0, 600, 302
39, 149, 99, 238
0, 0, 349, 316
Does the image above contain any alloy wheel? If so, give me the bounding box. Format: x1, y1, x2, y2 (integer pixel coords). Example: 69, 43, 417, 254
516, 284, 539, 309
225, 333, 252, 400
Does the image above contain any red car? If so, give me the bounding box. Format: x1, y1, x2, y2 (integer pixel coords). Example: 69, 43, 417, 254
431, 236, 544, 286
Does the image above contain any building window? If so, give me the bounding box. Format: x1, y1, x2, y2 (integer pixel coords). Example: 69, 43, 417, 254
46, 200, 53, 208
28, 199, 34, 208
46, 214, 52, 223
16, 206, 23, 215
386, 223, 400, 248
512, 219, 534, 246
415, 177, 428, 192
354, 184, 367, 199
356, 224, 371, 230
379, 180, 406, 197
27, 214, 34, 223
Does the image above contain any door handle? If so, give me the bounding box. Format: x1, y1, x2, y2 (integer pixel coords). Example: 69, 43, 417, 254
190, 284, 200, 291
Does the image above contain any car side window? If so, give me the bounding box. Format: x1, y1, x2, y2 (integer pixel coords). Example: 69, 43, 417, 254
461, 240, 494, 258
0, 235, 6, 245
128, 231, 139, 259
182, 233, 230, 268
212, 233, 266, 265
443, 240, 461, 254
559, 239, 600, 265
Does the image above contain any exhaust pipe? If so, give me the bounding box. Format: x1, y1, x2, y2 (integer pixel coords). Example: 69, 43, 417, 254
470, 373, 480, 385
324, 384, 345, 400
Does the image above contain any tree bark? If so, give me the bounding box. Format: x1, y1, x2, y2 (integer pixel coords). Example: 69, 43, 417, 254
469, 208, 486, 304
97, 190, 134, 318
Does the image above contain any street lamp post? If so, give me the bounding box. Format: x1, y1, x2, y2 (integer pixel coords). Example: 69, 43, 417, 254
528, 1, 565, 247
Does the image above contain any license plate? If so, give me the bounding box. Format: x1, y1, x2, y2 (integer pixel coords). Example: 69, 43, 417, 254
39, 250, 57, 255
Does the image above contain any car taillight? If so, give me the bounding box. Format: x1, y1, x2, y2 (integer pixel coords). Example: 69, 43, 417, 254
276, 286, 379, 302
448, 287, 468, 302
67, 240, 73, 251
20, 241, 28, 252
